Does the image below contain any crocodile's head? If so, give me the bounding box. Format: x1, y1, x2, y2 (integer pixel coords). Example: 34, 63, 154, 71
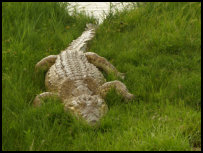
64, 94, 108, 125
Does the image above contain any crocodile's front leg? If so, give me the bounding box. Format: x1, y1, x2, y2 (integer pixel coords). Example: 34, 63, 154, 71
99, 80, 135, 101
35, 55, 57, 72
85, 52, 125, 79
33, 92, 59, 107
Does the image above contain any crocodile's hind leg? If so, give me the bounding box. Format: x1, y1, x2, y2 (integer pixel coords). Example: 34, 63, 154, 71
99, 80, 135, 101
35, 55, 57, 72
33, 92, 59, 107
85, 52, 125, 79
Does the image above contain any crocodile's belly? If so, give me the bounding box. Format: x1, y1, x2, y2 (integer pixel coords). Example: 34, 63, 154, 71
45, 50, 105, 92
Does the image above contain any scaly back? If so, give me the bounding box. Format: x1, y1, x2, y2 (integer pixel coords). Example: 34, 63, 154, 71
65, 23, 97, 52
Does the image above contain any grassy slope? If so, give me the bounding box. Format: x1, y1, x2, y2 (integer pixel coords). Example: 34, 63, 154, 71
2, 2, 201, 151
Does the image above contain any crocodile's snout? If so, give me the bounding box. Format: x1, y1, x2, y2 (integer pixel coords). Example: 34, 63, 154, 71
89, 119, 97, 125
65, 94, 108, 125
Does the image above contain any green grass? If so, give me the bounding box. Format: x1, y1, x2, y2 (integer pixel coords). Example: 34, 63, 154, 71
2, 2, 201, 151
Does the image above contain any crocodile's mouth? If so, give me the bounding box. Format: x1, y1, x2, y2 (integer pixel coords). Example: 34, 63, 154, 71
64, 94, 108, 125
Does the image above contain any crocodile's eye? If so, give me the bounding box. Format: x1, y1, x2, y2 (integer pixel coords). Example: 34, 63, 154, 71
72, 100, 78, 106
79, 95, 85, 101
77, 97, 86, 106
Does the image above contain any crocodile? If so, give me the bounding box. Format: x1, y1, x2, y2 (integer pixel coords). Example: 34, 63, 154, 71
34, 23, 135, 125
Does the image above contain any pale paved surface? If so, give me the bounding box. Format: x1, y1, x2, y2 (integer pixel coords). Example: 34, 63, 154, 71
67, 2, 135, 24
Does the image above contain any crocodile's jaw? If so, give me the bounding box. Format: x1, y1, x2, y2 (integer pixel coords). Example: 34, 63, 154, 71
64, 94, 108, 125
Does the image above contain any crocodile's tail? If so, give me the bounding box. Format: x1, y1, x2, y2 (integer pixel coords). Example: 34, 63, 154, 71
65, 23, 97, 52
